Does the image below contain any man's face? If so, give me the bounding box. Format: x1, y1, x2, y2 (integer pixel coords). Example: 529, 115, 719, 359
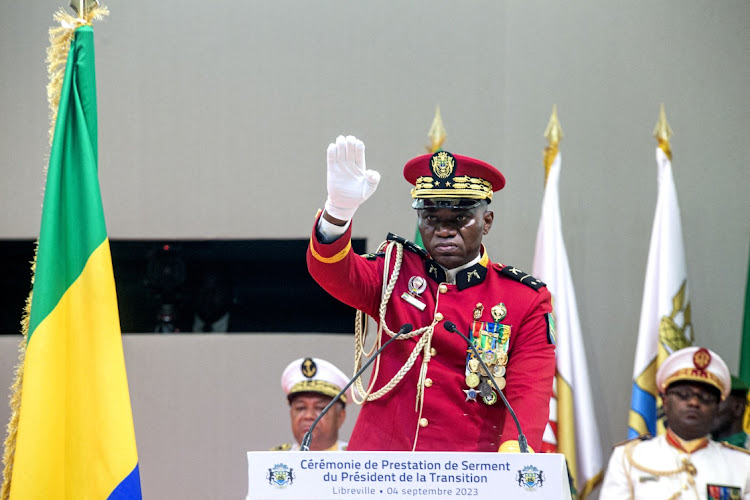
662, 381, 720, 441
289, 393, 346, 451
417, 205, 494, 270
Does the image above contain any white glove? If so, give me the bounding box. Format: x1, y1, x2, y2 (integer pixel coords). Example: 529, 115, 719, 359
324, 135, 381, 221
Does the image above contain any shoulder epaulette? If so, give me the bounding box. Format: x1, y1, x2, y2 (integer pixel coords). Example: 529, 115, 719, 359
612, 434, 651, 449
269, 443, 292, 451
497, 265, 546, 291
718, 441, 750, 455
386, 233, 428, 258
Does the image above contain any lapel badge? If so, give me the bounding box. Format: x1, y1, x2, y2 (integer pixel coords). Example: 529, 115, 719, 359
401, 275, 428, 311
491, 303, 507, 322
408, 276, 427, 297
463, 388, 478, 402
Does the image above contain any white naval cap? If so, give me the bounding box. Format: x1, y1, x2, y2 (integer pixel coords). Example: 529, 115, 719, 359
281, 357, 350, 404
656, 346, 731, 400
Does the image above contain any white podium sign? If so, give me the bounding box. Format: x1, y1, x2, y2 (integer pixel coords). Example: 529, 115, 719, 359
246, 451, 572, 500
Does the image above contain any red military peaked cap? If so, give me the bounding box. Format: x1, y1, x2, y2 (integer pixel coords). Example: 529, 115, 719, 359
403, 151, 505, 203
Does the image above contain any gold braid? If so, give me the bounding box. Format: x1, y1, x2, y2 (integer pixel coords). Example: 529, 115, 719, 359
623, 440, 699, 500
351, 241, 436, 406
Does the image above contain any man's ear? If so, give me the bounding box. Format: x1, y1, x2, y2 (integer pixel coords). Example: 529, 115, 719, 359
483, 210, 494, 235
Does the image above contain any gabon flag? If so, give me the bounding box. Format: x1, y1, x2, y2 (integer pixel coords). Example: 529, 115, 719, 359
2, 6, 142, 499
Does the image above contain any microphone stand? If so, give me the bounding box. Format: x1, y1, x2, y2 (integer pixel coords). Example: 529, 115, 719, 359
300, 323, 414, 451
443, 321, 529, 453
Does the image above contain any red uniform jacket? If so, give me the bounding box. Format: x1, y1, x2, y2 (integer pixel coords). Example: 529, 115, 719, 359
307, 215, 555, 452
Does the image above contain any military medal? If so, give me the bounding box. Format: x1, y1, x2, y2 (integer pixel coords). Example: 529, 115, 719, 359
465, 372, 480, 388
473, 303, 484, 320
468, 358, 480, 373
482, 391, 498, 405
461, 305, 512, 406
478, 381, 493, 399
401, 275, 427, 311
463, 388, 478, 402
491, 303, 507, 322
496, 351, 508, 366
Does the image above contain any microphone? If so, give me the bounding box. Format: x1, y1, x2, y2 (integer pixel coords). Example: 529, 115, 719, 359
300, 323, 414, 451
443, 321, 529, 453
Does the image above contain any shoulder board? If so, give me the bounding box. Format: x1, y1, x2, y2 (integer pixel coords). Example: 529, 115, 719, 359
386, 233, 428, 258
269, 443, 292, 451
360, 252, 385, 261
612, 434, 651, 449
718, 441, 750, 455
497, 265, 546, 291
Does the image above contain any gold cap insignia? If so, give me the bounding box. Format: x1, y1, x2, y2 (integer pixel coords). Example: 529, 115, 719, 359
431, 151, 455, 179
301, 358, 317, 378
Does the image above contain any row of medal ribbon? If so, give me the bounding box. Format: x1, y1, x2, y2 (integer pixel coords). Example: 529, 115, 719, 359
463, 302, 510, 405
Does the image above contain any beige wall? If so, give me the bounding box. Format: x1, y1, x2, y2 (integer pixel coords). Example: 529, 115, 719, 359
1, 1, 749, 498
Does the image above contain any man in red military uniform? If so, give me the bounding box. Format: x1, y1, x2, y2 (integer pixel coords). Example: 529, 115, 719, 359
307, 135, 556, 452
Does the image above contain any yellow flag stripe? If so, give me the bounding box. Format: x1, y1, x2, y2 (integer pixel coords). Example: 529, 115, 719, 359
11, 241, 138, 498
555, 376, 578, 492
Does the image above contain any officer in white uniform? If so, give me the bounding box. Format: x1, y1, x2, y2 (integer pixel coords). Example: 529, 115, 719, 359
601, 346, 750, 499
272, 357, 349, 451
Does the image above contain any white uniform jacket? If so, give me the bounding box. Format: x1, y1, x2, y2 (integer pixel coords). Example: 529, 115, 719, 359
601, 434, 750, 499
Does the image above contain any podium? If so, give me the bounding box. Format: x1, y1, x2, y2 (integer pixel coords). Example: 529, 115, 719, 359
246, 451, 572, 500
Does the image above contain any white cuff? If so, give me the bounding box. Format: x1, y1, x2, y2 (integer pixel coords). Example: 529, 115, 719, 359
317, 216, 350, 244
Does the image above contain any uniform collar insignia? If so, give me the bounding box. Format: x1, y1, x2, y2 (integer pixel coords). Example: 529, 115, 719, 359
424, 260, 447, 283
424, 250, 489, 289
455, 262, 488, 290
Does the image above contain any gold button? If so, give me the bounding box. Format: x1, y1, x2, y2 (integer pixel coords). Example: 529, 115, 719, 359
424, 378, 433, 387
439, 284, 448, 293
419, 418, 429, 427
430, 348, 437, 357
435, 312, 444, 321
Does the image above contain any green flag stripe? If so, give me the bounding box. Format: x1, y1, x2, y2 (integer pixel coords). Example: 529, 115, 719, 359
28, 27, 106, 341
741, 245, 750, 383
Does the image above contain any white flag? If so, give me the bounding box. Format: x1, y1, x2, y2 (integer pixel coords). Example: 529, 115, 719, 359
628, 146, 693, 439
533, 151, 603, 499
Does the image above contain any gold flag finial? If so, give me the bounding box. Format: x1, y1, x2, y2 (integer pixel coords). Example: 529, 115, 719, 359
543, 105, 563, 183
70, 0, 99, 19
426, 105, 447, 153
653, 103, 673, 160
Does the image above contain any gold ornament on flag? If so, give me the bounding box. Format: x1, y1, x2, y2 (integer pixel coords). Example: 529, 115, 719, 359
653, 103, 673, 160
426, 105, 447, 153
543, 105, 563, 184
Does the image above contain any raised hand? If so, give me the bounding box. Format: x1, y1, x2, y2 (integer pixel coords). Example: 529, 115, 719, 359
324, 135, 380, 222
